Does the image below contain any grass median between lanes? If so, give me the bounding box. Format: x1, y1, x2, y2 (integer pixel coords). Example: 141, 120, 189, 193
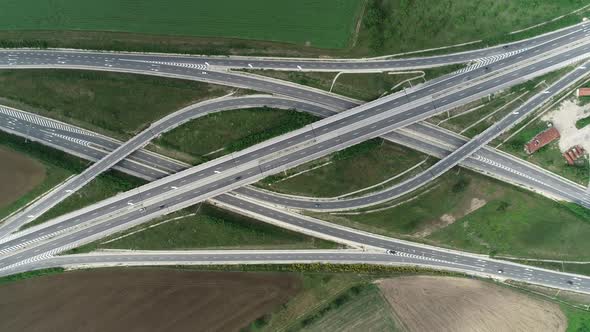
152, 107, 319, 165
258, 139, 431, 198
0, 129, 339, 248
245, 64, 463, 101
67, 204, 338, 253
22, 170, 146, 229
310, 167, 590, 261
0, 69, 232, 140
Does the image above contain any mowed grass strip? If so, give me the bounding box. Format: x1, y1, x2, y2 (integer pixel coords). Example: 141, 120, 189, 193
0, 69, 231, 139
70, 204, 337, 252
23, 170, 146, 229
153, 107, 319, 165
246, 64, 463, 102
0, 0, 361, 49
313, 168, 590, 261
260, 139, 429, 198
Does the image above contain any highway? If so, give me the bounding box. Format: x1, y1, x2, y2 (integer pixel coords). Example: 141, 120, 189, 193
1, 79, 587, 218
1, 22, 590, 295
1, 39, 590, 258
2, 192, 590, 294
0, 95, 333, 236
236, 62, 590, 210
1, 22, 589, 71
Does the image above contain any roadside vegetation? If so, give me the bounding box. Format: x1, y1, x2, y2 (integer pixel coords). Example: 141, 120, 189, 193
259, 139, 431, 198
310, 167, 590, 261
500, 119, 589, 185
0, 131, 85, 221
245, 64, 464, 102
152, 107, 319, 165
0, 69, 231, 139
432, 68, 572, 136
359, 0, 589, 56
22, 171, 146, 229
0, 1, 587, 58
68, 204, 337, 253
0, 268, 64, 286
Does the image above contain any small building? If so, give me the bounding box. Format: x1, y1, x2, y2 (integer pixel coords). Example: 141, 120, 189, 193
577, 88, 590, 97
524, 127, 560, 154
563, 145, 586, 165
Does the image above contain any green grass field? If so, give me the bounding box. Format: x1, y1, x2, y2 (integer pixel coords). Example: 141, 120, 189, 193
562, 306, 590, 332
0, 0, 361, 49
0, 131, 86, 222
153, 107, 319, 165
0, 69, 231, 139
70, 204, 337, 252
359, 0, 588, 55
247, 65, 463, 101
261, 139, 430, 198
313, 168, 590, 261
0, 0, 586, 57
501, 119, 589, 185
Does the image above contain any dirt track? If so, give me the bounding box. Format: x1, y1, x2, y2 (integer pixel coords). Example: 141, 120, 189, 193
0, 268, 301, 332
0, 147, 45, 208
377, 276, 566, 332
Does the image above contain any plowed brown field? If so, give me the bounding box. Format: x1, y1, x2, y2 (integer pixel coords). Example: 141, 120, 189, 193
0, 147, 45, 208
0, 268, 301, 332
377, 276, 566, 332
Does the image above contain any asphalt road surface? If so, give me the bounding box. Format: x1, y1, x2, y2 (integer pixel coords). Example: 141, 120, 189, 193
0, 95, 332, 236
2, 39, 590, 262
0, 22, 588, 71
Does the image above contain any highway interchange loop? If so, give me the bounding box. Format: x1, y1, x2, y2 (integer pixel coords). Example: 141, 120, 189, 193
1, 21, 590, 293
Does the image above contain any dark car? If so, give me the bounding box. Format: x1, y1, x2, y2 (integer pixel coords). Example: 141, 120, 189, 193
159, 204, 166, 209
567, 280, 574, 285
235, 176, 242, 181
386, 250, 397, 255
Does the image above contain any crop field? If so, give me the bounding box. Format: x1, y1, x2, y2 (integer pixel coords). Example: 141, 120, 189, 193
0, 0, 361, 49
0, 131, 85, 221
0, 147, 45, 209
378, 276, 566, 332
0, 268, 301, 332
